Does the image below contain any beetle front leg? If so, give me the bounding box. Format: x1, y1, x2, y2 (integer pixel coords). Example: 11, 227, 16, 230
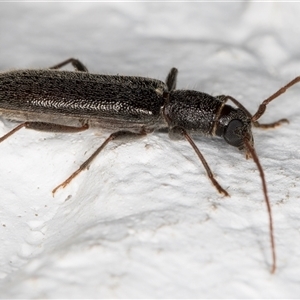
252, 119, 289, 129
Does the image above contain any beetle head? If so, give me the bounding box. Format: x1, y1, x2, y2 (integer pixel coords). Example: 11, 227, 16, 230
217, 106, 254, 157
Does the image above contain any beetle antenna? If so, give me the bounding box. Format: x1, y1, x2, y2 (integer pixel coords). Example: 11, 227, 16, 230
244, 138, 276, 273
252, 77, 300, 122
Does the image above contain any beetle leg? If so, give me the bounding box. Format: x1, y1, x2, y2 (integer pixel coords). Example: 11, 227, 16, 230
170, 126, 229, 197
49, 58, 89, 72
217, 95, 289, 129
165, 68, 178, 92
52, 128, 147, 195
0, 122, 89, 143
252, 119, 289, 129
24, 122, 89, 132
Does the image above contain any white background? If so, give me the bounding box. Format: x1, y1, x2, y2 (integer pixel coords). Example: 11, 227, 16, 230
0, 2, 300, 298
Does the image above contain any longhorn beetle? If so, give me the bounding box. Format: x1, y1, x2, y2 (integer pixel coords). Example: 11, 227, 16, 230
0, 58, 298, 273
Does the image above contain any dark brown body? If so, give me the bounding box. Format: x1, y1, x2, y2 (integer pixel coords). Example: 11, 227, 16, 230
1, 58, 293, 273
0, 69, 167, 131
0, 69, 247, 141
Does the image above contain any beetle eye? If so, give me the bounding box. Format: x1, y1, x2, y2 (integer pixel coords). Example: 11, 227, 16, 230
224, 119, 244, 147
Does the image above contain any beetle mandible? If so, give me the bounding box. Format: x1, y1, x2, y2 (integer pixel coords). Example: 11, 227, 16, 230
0, 58, 298, 273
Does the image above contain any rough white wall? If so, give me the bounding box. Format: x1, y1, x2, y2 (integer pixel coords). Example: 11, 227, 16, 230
0, 2, 300, 298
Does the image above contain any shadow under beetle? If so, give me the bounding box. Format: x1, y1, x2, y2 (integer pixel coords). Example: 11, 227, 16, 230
0, 58, 298, 273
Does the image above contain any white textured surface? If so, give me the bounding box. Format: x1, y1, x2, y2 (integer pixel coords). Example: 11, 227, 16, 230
0, 2, 300, 298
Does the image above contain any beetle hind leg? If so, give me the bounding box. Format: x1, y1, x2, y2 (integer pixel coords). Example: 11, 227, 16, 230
49, 58, 89, 72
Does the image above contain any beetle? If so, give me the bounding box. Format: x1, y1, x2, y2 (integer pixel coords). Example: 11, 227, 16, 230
0, 58, 298, 273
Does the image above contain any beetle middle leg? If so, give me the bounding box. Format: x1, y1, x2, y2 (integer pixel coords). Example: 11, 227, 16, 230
52, 128, 148, 195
